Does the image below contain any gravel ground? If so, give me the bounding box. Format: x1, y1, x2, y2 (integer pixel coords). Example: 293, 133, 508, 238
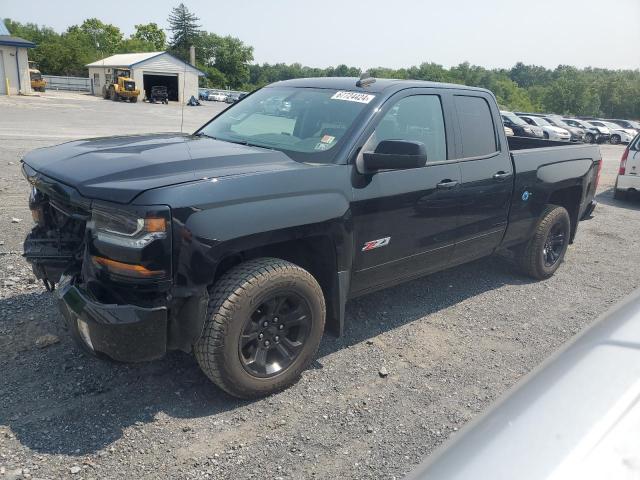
1, 92, 639, 480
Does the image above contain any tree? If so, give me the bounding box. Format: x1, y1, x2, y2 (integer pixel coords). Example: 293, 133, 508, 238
77, 18, 122, 55
132, 23, 166, 50
167, 3, 201, 61
196, 32, 254, 88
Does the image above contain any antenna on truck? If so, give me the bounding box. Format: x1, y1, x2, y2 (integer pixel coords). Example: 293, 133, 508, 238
356, 72, 376, 88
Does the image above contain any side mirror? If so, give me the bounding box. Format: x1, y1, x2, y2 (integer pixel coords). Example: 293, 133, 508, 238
359, 140, 428, 173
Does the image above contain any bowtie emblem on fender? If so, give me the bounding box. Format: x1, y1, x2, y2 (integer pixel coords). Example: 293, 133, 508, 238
362, 237, 391, 251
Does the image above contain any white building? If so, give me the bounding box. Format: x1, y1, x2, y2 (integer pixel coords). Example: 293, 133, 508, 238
87, 51, 204, 102
0, 20, 34, 95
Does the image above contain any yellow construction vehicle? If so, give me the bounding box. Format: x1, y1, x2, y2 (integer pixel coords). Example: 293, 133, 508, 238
102, 68, 140, 103
29, 61, 46, 92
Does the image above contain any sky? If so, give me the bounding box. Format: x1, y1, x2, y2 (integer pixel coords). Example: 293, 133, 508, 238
2, 0, 639, 70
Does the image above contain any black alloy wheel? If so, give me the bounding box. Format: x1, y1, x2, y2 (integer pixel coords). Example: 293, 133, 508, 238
239, 293, 311, 377
542, 223, 566, 267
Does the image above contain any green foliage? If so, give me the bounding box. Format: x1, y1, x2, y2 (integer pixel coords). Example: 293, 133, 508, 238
167, 3, 201, 61
3, 13, 639, 118
76, 18, 123, 55
132, 23, 166, 50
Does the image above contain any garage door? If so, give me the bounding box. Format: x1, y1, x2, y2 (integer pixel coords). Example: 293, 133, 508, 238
143, 72, 179, 101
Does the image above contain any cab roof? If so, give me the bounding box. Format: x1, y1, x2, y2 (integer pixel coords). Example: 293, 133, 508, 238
269, 77, 491, 95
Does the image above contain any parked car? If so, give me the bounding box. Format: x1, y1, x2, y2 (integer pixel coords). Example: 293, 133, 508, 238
563, 118, 608, 144
614, 133, 640, 199
149, 86, 169, 104
518, 115, 571, 141
500, 111, 544, 138
407, 289, 640, 480
544, 116, 585, 142
208, 91, 228, 102
587, 120, 635, 145
225, 93, 241, 104
21, 77, 601, 399
198, 88, 210, 101
605, 118, 640, 133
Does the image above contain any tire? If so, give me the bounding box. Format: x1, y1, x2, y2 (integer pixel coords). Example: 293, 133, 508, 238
194, 258, 326, 398
110, 88, 119, 101
130, 96, 138, 103
584, 133, 594, 143
610, 134, 620, 145
613, 189, 628, 200
543, 131, 549, 140
516, 205, 571, 280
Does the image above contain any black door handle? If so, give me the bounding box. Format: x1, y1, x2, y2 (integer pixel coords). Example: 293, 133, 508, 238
437, 179, 459, 189
493, 171, 511, 181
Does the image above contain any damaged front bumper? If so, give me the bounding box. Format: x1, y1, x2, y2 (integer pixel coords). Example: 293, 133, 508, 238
56, 276, 168, 362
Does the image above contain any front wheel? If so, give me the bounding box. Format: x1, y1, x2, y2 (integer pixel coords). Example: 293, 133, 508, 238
584, 132, 594, 143
130, 96, 138, 103
516, 205, 570, 280
194, 258, 326, 398
610, 134, 620, 145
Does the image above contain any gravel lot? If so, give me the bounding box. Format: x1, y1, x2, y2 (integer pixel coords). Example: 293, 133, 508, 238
1, 92, 639, 480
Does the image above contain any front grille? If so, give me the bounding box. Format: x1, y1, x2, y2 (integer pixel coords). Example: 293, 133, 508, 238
124, 81, 135, 91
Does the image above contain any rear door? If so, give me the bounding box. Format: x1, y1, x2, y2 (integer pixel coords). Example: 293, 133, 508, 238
350, 89, 461, 295
450, 93, 514, 263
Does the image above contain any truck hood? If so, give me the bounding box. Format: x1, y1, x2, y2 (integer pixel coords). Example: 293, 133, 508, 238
21, 133, 300, 204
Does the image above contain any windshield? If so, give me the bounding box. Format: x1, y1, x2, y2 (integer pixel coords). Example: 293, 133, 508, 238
502, 113, 528, 126
547, 117, 570, 128
530, 116, 550, 126
602, 121, 622, 130
198, 87, 374, 163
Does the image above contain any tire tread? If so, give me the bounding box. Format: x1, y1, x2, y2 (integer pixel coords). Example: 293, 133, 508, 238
194, 257, 325, 398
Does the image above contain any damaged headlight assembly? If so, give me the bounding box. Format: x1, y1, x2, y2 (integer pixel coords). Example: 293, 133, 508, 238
89, 207, 167, 248
88, 205, 172, 281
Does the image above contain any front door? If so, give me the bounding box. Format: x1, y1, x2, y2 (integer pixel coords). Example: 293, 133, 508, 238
350, 92, 462, 295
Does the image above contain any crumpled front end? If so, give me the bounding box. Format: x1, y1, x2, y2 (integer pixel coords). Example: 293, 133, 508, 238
21, 164, 180, 362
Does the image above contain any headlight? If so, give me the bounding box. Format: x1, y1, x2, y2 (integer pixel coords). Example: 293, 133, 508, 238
90, 207, 167, 249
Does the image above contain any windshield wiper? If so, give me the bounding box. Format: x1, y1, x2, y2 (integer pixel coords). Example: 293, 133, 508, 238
223, 138, 274, 150
194, 132, 215, 139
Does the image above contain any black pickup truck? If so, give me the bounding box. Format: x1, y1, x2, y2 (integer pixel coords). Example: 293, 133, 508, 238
21, 77, 601, 398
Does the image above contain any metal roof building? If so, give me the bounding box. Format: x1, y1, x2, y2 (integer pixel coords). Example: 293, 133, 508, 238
87, 51, 204, 103
0, 19, 35, 95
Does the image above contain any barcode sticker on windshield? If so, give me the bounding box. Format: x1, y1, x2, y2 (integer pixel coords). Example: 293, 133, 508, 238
331, 91, 375, 104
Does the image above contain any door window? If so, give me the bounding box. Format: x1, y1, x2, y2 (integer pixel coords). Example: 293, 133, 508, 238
454, 95, 498, 157
365, 95, 447, 162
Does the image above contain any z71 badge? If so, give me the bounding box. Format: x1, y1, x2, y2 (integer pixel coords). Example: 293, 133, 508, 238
362, 237, 391, 251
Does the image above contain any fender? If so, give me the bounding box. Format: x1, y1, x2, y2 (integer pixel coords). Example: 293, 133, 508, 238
135, 164, 355, 338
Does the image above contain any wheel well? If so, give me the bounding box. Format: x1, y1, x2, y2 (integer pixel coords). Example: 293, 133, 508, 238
211, 236, 341, 336
548, 186, 582, 241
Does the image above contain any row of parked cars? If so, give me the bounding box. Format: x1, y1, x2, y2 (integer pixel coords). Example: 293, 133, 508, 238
198, 89, 247, 104
501, 111, 640, 145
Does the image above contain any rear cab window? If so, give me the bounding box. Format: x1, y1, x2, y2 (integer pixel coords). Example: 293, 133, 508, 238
453, 95, 498, 158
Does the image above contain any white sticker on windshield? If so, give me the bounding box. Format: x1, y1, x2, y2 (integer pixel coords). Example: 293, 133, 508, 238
331, 91, 375, 104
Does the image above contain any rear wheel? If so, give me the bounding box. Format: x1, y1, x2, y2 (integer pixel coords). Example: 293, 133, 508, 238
610, 134, 621, 145
516, 205, 570, 280
194, 258, 325, 398
110, 88, 119, 101
130, 96, 138, 103
613, 180, 628, 200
